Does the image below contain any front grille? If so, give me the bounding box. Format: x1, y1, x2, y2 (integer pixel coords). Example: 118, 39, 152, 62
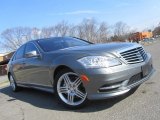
120, 47, 147, 64
128, 73, 142, 85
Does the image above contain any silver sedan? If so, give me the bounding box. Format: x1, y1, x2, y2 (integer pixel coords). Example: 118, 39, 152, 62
7, 37, 155, 108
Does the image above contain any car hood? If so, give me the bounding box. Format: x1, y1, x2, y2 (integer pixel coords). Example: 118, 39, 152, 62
61, 42, 139, 53
46, 42, 141, 60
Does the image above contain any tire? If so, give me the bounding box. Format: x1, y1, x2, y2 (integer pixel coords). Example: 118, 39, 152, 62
54, 69, 88, 109
9, 74, 20, 92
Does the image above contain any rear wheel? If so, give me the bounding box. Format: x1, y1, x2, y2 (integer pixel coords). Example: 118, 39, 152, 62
55, 69, 87, 108
9, 74, 19, 92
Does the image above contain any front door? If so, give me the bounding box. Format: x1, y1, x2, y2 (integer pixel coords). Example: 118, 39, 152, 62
22, 42, 51, 87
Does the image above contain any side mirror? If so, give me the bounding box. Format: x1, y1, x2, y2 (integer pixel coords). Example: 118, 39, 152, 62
25, 51, 40, 58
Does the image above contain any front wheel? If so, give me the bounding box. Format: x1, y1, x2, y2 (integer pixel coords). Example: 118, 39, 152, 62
55, 69, 87, 108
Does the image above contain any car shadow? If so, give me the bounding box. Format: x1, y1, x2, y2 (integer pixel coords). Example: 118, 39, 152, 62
0, 86, 138, 112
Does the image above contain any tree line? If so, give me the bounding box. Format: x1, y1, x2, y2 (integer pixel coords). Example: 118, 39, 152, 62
1, 18, 159, 51
153, 23, 160, 37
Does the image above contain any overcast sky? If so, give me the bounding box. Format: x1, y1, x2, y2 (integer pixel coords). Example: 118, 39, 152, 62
0, 0, 160, 52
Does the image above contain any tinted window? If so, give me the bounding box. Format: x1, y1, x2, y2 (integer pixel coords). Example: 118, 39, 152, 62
37, 38, 65, 52
15, 45, 25, 59
64, 38, 91, 47
25, 42, 39, 54
37, 37, 91, 52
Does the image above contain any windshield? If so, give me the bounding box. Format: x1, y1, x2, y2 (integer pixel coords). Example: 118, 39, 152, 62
37, 37, 91, 52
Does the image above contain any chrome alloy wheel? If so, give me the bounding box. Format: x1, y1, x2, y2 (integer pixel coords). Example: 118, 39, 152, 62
10, 75, 16, 91
57, 72, 87, 106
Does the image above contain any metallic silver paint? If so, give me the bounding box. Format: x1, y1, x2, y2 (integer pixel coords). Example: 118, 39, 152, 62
7, 37, 155, 100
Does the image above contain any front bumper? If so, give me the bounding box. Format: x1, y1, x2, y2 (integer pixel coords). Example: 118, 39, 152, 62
87, 68, 155, 100
78, 54, 155, 100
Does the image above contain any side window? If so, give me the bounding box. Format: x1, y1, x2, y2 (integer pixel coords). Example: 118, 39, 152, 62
15, 45, 25, 60
25, 42, 39, 54
12, 53, 17, 61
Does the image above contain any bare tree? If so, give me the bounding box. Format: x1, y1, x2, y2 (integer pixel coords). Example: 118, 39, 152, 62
97, 22, 109, 43
153, 23, 160, 36
31, 27, 41, 39
54, 21, 70, 37
1, 27, 32, 51
75, 25, 85, 39
83, 18, 98, 42
41, 27, 53, 38
74, 18, 98, 43
68, 25, 77, 37
113, 21, 130, 41
0, 19, 126, 52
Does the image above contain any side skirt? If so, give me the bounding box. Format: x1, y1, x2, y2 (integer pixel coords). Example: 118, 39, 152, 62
17, 83, 54, 93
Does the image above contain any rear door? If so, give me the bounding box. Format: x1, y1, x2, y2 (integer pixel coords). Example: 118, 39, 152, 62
12, 45, 26, 83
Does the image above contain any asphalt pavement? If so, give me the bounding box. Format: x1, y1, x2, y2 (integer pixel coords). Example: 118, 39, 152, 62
0, 41, 160, 120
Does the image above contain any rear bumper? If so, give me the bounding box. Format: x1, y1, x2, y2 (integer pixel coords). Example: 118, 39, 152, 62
76, 54, 155, 100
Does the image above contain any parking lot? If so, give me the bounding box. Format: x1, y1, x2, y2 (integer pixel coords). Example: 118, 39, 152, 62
0, 41, 160, 120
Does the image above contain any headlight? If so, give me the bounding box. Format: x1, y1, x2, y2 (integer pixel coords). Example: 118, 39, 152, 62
77, 56, 121, 68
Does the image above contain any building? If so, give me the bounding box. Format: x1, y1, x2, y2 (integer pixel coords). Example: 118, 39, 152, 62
141, 32, 153, 39
0, 54, 4, 62
129, 31, 153, 42
0, 52, 14, 63
0, 52, 14, 75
